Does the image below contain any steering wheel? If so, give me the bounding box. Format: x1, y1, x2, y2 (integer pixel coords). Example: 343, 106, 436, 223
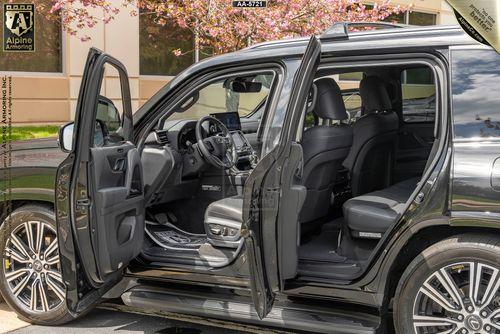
195, 115, 238, 169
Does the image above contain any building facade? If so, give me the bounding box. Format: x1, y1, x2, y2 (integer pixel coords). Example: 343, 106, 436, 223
0, 0, 458, 125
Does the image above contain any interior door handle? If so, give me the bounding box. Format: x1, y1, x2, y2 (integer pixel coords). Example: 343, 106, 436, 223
113, 158, 126, 172
295, 161, 304, 179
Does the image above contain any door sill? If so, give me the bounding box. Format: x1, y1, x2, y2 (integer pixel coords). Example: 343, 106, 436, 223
122, 285, 380, 333
140, 239, 244, 269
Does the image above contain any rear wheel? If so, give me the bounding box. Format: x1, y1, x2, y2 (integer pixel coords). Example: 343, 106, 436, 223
394, 235, 500, 334
0, 204, 73, 325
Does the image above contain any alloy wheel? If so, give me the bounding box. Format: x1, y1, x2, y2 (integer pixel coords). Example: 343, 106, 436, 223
413, 261, 500, 333
3, 221, 65, 312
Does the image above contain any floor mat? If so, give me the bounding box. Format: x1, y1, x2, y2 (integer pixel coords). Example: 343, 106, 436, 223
298, 229, 347, 263
145, 222, 208, 250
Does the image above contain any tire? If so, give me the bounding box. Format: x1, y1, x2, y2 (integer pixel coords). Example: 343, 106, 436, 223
0, 204, 74, 325
394, 234, 500, 334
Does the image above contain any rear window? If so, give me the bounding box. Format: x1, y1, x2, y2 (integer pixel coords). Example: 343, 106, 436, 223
452, 49, 500, 139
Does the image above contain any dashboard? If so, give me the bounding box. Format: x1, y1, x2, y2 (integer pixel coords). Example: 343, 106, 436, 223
146, 114, 254, 168
142, 114, 256, 207
178, 123, 198, 150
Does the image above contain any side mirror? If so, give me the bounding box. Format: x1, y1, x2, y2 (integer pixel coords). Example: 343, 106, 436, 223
58, 120, 107, 152
59, 122, 74, 152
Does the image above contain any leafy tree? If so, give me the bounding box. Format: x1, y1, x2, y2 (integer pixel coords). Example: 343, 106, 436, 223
49, 0, 409, 54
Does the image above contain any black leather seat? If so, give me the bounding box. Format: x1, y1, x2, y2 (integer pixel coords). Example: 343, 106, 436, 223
299, 78, 353, 224
343, 177, 419, 239
342, 76, 399, 197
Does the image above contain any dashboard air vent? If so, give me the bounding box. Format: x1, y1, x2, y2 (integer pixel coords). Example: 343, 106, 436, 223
154, 130, 169, 145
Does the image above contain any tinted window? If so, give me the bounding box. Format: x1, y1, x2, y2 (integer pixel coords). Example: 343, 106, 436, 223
169, 73, 274, 121
452, 50, 500, 139
94, 64, 127, 146
402, 67, 436, 123
343, 90, 362, 119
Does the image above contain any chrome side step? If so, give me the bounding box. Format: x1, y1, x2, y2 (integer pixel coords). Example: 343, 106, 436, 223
121, 286, 379, 334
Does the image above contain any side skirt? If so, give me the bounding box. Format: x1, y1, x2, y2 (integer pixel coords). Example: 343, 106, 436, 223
121, 285, 380, 334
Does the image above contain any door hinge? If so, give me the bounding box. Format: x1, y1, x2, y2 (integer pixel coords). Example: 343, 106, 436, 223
76, 198, 91, 206
414, 192, 425, 204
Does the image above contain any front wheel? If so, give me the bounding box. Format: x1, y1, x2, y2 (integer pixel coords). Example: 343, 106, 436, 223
394, 235, 500, 334
0, 204, 74, 325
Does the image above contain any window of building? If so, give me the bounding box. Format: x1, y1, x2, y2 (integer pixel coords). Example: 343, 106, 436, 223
0, 0, 62, 73
452, 49, 500, 139
384, 10, 437, 26
401, 67, 436, 123
139, 10, 195, 76
409, 11, 436, 25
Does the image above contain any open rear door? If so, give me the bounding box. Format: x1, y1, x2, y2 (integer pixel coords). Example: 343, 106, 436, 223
242, 36, 321, 319
55, 48, 144, 314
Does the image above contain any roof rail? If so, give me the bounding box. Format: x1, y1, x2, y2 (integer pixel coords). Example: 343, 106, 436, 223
320, 21, 408, 41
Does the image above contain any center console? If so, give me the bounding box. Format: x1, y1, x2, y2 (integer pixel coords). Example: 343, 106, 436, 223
230, 130, 253, 157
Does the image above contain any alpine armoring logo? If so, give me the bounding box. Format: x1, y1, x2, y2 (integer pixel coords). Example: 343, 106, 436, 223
3, 3, 35, 52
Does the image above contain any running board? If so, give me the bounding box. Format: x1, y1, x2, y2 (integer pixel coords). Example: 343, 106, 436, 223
121, 286, 379, 333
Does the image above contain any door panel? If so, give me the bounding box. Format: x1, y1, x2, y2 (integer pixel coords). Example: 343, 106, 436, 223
243, 36, 321, 319
89, 143, 144, 277
278, 142, 306, 279
56, 48, 144, 314
395, 122, 434, 182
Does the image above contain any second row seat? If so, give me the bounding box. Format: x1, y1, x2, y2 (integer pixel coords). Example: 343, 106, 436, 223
343, 177, 420, 239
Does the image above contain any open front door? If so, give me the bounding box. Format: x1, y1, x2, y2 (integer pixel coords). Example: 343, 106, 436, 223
242, 36, 321, 319
55, 48, 144, 314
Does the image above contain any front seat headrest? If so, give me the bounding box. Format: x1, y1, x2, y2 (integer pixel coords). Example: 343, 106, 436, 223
359, 76, 392, 114
313, 78, 348, 121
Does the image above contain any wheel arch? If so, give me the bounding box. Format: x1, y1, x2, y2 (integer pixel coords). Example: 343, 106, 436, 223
0, 199, 55, 225
380, 222, 500, 312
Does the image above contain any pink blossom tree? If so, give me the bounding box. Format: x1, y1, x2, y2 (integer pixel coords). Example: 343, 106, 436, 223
49, 0, 409, 54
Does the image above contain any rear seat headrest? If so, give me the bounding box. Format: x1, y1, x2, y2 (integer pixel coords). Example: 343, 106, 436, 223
359, 76, 392, 114
313, 78, 348, 121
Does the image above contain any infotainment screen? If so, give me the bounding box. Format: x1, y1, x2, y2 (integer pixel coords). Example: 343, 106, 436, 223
211, 112, 241, 131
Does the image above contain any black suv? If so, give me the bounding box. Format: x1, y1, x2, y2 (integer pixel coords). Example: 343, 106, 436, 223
1, 24, 499, 334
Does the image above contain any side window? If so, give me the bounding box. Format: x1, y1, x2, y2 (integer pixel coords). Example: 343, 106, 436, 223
343, 90, 362, 120
452, 49, 500, 139
97, 96, 121, 132
169, 73, 275, 121
337, 72, 363, 120
304, 75, 362, 128
401, 67, 436, 123
93, 64, 127, 146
